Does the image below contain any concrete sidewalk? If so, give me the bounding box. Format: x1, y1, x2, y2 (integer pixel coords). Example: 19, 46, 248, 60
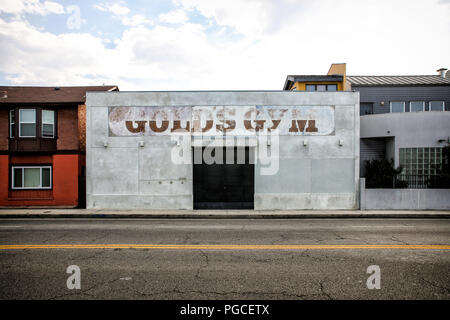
0, 208, 449, 219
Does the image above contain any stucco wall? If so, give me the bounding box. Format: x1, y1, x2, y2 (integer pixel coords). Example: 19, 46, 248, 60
86, 91, 359, 210
360, 112, 450, 167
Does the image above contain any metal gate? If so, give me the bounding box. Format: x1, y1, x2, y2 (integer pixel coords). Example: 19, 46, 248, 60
193, 147, 254, 209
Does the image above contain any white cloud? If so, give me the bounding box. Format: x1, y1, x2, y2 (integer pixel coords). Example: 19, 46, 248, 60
94, 2, 130, 16
159, 9, 189, 24
0, 0, 449, 90
0, 0, 64, 16
122, 14, 153, 27
94, 2, 152, 27
175, 0, 311, 38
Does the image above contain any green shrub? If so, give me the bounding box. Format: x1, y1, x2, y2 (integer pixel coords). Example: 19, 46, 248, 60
365, 159, 407, 188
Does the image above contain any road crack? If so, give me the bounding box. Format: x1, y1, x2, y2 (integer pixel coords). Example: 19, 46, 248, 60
420, 277, 450, 294
319, 281, 333, 300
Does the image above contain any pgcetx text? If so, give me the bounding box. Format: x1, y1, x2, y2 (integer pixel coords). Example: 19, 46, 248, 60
180, 304, 270, 317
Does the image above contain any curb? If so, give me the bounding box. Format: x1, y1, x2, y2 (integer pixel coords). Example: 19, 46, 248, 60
0, 213, 449, 219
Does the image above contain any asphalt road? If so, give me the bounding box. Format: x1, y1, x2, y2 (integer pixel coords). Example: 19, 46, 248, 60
0, 218, 449, 300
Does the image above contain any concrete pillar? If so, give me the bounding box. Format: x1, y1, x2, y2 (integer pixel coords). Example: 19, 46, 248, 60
359, 178, 366, 211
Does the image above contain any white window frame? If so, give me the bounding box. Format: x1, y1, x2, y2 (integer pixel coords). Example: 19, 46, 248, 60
9, 109, 14, 138
429, 101, 444, 112
19, 109, 36, 138
11, 166, 52, 190
390, 101, 405, 113
41, 110, 55, 138
409, 101, 425, 112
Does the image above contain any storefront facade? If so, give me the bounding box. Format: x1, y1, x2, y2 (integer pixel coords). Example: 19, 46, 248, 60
86, 91, 359, 210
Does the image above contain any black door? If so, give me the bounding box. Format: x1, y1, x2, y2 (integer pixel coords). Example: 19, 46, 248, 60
193, 147, 254, 209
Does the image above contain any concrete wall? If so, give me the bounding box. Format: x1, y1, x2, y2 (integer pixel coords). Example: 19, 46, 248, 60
360, 178, 450, 210
360, 112, 450, 167
86, 91, 359, 210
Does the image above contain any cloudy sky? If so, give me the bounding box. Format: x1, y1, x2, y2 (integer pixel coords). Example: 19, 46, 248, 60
0, 0, 449, 90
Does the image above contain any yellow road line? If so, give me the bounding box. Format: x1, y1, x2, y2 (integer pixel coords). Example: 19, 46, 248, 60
0, 244, 449, 250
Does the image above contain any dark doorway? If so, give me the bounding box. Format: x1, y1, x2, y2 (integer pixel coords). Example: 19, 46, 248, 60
193, 147, 254, 209
77, 166, 86, 208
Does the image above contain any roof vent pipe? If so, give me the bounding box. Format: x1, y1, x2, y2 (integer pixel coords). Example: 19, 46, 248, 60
437, 68, 447, 78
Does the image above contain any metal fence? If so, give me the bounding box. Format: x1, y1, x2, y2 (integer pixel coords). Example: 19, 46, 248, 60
394, 175, 446, 189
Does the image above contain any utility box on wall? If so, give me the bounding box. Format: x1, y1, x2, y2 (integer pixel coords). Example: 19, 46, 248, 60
86, 91, 359, 210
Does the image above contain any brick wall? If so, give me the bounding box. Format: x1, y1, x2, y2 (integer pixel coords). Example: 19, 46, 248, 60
78, 104, 86, 152
57, 105, 79, 151
0, 109, 9, 150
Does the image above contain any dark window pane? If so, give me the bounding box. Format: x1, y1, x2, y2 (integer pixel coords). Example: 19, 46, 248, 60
410, 101, 424, 112
13, 168, 22, 188
430, 101, 444, 111
327, 84, 337, 91
10, 110, 15, 138
360, 103, 373, 115
20, 123, 36, 137
306, 85, 315, 92
391, 102, 404, 113
42, 168, 51, 187
42, 124, 54, 137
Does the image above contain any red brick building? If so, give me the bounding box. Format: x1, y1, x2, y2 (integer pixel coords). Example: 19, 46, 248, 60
0, 86, 118, 208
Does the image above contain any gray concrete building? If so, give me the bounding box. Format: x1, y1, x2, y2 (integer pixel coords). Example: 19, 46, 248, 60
85, 91, 359, 210
347, 72, 450, 178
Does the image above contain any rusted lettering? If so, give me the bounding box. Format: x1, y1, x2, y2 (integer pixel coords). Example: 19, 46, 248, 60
267, 119, 281, 132
171, 120, 190, 133
125, 121, 146, 133
149, 120, 169, 133
192, 120, 214, 133
243, 120, 265, 132
288, 120, 308, 132
217, 120, 236, 133
306, 120, 318, 133
297, 120, 307, 132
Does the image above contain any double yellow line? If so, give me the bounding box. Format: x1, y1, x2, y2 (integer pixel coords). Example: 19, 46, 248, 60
0, 244, 450, 250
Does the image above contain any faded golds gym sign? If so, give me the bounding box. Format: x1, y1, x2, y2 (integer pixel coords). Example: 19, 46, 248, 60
108, 106, 335, 136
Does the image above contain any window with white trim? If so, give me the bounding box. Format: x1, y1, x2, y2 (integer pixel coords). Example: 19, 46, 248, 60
42, 110, 55, 138
9, 109, 15, 138
429, 101, 444, 111
410, 101, 424, 112
19, 109, 36, 137
390, 101, 405, 113
12, 166, 52, 189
